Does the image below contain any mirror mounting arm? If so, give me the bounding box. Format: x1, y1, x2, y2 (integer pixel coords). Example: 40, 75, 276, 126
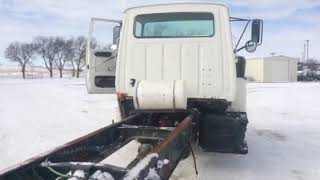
236, 45, 246, 53
235, 20, 251, 50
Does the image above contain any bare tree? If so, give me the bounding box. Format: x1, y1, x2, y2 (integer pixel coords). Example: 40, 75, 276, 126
65, 38, 76, 77
34, 36, 58, 78
71, 36, 97, 78
53, 37, 72, 78
70, 56, 76, 77
5, 42, 36, 79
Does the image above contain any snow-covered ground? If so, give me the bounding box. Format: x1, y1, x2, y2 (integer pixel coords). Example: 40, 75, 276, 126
0, 78, 117, 170
0, 79, 320, 179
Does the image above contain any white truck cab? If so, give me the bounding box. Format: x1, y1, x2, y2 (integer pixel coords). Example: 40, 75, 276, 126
116, 4, 236, 101
86, 3, 263, 154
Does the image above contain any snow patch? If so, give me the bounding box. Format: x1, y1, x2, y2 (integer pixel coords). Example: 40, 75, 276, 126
68, 170, 85, 180
123, 153, 158, 180
90, 170, 115, 180
157, 159, 169, 169
144, 168, 160, 180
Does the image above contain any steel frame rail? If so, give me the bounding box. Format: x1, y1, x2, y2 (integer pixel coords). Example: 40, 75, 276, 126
0, 113, 195, 180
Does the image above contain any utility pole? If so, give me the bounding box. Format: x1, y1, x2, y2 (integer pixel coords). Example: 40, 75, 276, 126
306, 40, 309, 63
303, 43, 306, 62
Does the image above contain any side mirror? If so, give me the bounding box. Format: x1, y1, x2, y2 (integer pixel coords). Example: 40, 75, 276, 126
245, 41, 257, 53
251, 19, 263, 45
94, 51, 112, 58
113, 25, 121, 45
234, 18, 263, 53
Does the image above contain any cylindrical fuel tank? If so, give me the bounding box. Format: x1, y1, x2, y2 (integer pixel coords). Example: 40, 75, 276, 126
133, 80, 187, 110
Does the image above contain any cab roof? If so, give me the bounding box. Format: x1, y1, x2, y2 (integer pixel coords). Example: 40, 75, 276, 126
124, 3, 227, 13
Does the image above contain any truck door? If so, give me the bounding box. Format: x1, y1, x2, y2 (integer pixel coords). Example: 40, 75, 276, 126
86, 18, 121, 94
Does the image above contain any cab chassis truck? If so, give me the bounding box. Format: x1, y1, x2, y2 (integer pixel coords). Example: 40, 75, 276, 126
0, 3, 263, 180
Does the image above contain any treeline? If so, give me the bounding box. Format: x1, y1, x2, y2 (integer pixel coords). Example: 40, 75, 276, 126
4, 36, 96, 79
298, 60, 320, 81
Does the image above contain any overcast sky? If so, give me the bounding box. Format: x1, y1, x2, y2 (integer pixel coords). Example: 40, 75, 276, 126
1, 0, 319, 64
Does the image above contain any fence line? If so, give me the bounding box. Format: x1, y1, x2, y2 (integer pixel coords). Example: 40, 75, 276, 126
0, 71, 83, 79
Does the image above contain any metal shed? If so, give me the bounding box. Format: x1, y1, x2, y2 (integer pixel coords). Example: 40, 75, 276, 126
245, 56, 298, 82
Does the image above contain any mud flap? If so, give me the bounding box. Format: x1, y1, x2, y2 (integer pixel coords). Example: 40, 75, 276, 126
198, 112, 248, 154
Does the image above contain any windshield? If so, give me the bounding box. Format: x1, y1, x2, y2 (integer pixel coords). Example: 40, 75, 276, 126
134, 12, 214, 38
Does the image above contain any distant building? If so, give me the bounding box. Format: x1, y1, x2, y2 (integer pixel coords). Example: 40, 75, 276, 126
245, 55, 298, 82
